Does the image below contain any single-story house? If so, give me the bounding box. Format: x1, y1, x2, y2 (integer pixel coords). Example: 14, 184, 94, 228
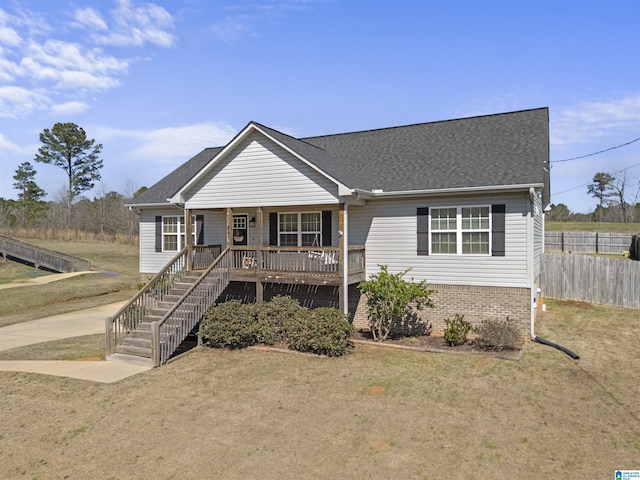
119, 107, 549, 364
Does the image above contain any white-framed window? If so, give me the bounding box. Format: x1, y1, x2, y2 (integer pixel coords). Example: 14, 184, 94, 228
162, 216, 196, 252
278, 212, 321, 246
430, 206, 491, 255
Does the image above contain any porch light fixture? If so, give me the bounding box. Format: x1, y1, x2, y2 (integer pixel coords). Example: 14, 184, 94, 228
249, 217, 256, 227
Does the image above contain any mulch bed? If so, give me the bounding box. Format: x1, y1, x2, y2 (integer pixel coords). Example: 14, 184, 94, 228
352, 330, 524, 360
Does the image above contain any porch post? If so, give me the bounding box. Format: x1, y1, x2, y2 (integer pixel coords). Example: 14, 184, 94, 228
339, 203, 349, 315
256, 206, 264, 304
185, 208, 193, 271
225, 208, 233, 248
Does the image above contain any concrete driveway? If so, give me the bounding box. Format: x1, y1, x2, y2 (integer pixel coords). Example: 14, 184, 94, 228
0, 301, 151, 383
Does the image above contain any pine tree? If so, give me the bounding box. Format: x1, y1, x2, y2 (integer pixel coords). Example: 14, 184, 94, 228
12, 161, 47, 228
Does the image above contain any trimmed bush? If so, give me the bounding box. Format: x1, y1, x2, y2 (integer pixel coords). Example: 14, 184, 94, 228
358, 265, 435, 341
285, 307, 354, 357
254, 295, 302, 344
474, 317, 520, 351
200, 300, 259, 349
443, 314, 472, 346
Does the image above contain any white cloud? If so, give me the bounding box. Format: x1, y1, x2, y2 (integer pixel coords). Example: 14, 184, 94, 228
73, 7, 108, 31
51, 101, 90, 116
97, 122, 237, 164
0, 2, 174, 122
0, 25, 21, 46
0, 86, 49, 118
551, 95, 640, 148
80, 0, 175, 47
0, 132, 21, 153
210, 0, 318, 44
211, 19, 250, 44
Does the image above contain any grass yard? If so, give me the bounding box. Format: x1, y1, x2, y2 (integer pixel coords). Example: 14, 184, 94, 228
0, 239, 139, 327
0, 299, 638, 479
546, 221, 640, 233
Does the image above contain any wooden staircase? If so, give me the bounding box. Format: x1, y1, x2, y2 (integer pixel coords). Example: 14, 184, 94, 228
106, 247, 230, 367
109, 272, 202, 366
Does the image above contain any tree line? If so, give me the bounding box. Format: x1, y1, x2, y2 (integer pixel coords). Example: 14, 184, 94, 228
1, 122, 144, 237
548, 171, 640, 223
4, 122, 638, 236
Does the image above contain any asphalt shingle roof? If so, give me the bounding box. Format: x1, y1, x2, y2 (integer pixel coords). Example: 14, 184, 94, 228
129, 147, 222, 205
128, 108, 549, 206
303, 107, 549, 192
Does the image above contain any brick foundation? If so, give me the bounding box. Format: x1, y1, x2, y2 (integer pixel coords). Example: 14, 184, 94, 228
351, 284, 532, 338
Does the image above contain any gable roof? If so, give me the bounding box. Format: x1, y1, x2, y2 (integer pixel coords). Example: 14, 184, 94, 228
130, 147, 223, 206
128, 107, 549, 207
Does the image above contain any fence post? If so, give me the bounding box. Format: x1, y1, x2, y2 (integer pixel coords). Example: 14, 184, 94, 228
561, 231, 565, 253
595, 232, 599, 254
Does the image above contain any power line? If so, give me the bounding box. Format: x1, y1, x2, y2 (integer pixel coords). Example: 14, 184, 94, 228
552, 161, 640, 197
551, 136, 640, 163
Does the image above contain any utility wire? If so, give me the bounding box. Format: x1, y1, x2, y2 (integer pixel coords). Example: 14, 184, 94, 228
551, 136, 640, 163
552, 161, 640, 196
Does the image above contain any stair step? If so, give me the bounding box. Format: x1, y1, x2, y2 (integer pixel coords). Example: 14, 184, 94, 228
107, 353, 154, 367
121, 337, 151, 348
163, 294, 185, 302
115, 344, 152, 357
129, 330, 151, 339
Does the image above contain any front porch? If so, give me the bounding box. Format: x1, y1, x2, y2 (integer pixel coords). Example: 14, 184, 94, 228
227, 245, 366, 286
183, 205, 365, 313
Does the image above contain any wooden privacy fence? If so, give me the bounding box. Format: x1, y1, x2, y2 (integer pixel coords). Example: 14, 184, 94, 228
541, 253, 640, 308
545, 231, 633, 254
0, 233, 91, 272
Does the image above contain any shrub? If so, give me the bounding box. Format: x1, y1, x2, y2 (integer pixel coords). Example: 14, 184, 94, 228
285, 307, 354, 357
254, 295, 302, 344
358, 265, 435, 341
474, 317, 520, 351
200, 300, 258, 349
443, 314, 472, 346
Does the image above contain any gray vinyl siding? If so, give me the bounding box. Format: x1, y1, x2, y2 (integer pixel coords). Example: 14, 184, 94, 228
533, 191, 544, 279
139, 208, 225, 274
185, 132, 340, 209
348, 194, 529, 288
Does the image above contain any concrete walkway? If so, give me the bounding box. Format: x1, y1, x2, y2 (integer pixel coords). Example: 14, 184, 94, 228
0, 271, 99, 290
0, 301, 151, 383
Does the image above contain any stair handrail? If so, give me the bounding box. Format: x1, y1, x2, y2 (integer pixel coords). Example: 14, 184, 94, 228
106, 247, 190, 355
151, 247, 230, 366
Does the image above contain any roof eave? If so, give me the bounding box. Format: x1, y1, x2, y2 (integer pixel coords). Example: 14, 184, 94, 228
124, 201, 181, 209
359, 183, 545, 199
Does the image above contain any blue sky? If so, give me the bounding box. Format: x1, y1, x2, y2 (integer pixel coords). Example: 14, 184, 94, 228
1, 0, 639, 214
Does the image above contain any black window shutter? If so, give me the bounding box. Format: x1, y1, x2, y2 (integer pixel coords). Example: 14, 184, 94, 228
492, 204, 506, 256
155, 216, 162, 252
322, 211, 332, 246
417, 207, 429, 255
269, 212, 278, 246
196, 215, 204, 245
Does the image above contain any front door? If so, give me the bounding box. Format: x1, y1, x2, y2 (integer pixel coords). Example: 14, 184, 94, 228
232, 215, 248, 245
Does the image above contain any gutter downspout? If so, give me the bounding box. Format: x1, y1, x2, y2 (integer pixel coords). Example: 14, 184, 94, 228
527, 189, 579, 360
